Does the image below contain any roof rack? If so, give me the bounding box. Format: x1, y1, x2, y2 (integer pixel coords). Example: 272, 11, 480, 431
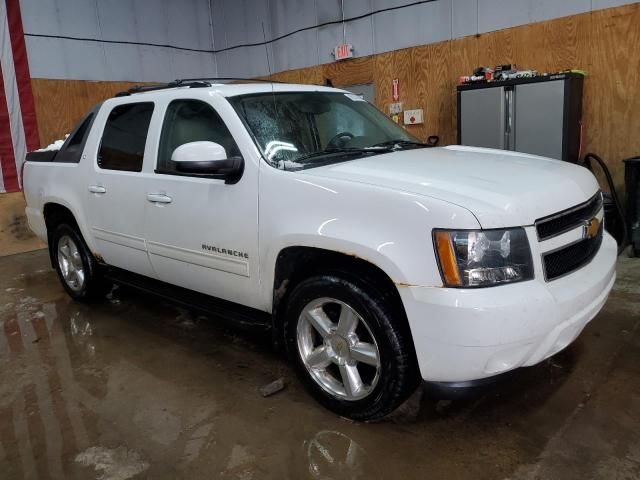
114, 77, 284, 97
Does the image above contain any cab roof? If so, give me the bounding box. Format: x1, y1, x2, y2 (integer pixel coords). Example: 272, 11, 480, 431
115, 79, 345, 99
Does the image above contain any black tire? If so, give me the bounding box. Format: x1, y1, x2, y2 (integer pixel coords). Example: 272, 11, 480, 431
51, 223, 110, 302
284, 274, 419, 421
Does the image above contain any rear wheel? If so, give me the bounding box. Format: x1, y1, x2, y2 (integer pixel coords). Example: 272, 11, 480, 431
285, 274, 419, 421
51, 224, 110, 301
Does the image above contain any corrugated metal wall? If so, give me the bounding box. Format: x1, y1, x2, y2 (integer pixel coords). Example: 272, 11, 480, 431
20, 0, 639, 82
21, 0, 217, 81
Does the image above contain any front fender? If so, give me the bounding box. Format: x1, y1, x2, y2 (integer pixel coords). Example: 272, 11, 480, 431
258, 166, 481, 310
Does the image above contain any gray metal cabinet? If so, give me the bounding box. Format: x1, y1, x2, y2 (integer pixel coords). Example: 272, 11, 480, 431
457, 73, 583, 162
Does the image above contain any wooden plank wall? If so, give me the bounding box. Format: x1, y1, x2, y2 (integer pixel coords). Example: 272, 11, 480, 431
30, 3, 640, 191
31, 79, 147, 147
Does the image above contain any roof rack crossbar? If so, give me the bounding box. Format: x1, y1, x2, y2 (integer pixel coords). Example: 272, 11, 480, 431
114, 77, 284, 97
177, 77, 285, 84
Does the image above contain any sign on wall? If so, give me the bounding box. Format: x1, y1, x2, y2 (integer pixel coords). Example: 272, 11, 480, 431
392, 78, 400, 102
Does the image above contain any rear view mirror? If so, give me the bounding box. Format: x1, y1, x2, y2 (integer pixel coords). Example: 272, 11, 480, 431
171, 141, 244, 184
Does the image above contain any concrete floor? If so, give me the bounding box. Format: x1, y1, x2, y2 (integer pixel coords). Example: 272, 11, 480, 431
0, 250, 639, 480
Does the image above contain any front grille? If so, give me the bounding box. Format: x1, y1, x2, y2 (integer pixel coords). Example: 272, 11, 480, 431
536, 193, 603, 240
542, 225, 603, 281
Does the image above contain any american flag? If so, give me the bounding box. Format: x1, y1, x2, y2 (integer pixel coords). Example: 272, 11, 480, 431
0, 0, 39, 193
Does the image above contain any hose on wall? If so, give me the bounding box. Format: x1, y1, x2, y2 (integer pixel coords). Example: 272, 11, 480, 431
580, 153, 628, 256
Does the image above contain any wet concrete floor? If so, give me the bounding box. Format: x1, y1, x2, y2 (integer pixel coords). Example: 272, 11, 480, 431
0, 249, 639, 479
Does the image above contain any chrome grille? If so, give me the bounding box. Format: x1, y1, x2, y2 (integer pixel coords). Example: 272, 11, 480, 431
535, 193, 603, 240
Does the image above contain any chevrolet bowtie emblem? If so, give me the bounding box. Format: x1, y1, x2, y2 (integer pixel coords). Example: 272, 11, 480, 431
583, 217, 600, 239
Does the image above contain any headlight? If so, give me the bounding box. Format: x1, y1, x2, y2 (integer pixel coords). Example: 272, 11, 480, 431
433, 228, 534, 287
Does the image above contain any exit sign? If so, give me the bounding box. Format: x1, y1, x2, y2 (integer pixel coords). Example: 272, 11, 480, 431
334, 43, 354, 61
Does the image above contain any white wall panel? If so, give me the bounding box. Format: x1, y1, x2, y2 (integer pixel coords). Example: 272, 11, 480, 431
211, 0, 228, 49
269, 0, 316, 38
139, 45, 174, 82
373, 0, 451, 53
452, 0, 477, 38
272, 29, 319, 72
317, 0, 342, 23
317, 23, 342, 64
224, 0, 271, 45
61, 39, 108, 81
19, 0, 60, 35
102, 44, 143, 82
422, 0, 452, 45
171, 50, 215, 80
166, 0, 211, 50
478, 0, 531, 33
344, 0, 373, 18
24, 36, 67, 79
592, 0, 639, 8
133, 0, 172, 45
371, 0, 422, 9
97, 1, 139, 43
530, 0, 592, 23
218, 44, 271, 78
55, 0, 101, 38
346, 17, 375, 58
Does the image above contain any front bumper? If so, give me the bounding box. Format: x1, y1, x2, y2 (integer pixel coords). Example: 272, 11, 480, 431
400, 231, 617, 382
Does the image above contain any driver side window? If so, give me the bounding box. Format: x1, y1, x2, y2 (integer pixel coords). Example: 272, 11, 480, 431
157, 99, 240, 174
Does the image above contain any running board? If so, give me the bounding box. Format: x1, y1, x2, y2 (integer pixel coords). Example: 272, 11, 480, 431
104, 267, 272, 332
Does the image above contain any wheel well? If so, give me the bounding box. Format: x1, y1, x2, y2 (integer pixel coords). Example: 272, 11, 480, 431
43, 203, 79, 266
272, 246, 413, 351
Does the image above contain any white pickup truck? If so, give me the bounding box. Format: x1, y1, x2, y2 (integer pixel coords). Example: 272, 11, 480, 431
23, 80, 617, 420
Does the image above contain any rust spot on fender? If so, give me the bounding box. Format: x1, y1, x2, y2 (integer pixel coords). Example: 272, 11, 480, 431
395, 282, 417, 288
93, 252, 105, 264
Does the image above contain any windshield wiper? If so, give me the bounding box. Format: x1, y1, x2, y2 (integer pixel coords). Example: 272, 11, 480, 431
295, 147, 391, 163
370, 139, 431, 149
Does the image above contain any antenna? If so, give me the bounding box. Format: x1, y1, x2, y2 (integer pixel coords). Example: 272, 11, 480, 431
262, 22, 285, 170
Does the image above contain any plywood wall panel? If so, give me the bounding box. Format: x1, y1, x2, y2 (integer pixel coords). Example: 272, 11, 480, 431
476, 29, 515, 68
322, 56, 374, 87
32, 79, 145, 147
582, 4, 640, 190
449, 36, 479, 141
372, 51, 394, 109
411, 41, 452, 144
298, 66, 324, 85
513, 14, 591, 73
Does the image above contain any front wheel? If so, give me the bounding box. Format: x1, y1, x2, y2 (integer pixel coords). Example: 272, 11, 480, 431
51, 223, 110, 301
284, 274, 419, 421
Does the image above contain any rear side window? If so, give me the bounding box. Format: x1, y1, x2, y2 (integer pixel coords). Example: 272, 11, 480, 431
98, 102, 154, 171
55, 108, 98, 163
157, 99, 240, 174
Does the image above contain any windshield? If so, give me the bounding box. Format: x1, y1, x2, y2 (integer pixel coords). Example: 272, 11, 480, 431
228, 91, 425, 170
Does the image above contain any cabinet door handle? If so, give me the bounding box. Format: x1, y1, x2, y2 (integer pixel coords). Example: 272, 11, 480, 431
88, 185, 106, 194
146, 193, 172, 204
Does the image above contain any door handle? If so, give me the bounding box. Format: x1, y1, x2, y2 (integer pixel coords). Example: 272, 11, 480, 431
147, 193, 173, 204
88, 185, 106, 194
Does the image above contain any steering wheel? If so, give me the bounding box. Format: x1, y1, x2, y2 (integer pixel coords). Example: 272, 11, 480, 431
327, 132, 355, 149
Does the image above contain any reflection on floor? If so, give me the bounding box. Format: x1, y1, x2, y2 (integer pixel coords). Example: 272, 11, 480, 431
1, 249, 639, 479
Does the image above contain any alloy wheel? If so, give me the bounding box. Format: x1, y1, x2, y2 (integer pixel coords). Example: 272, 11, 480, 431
57, 235, 85, 292
297, 297, 381, 401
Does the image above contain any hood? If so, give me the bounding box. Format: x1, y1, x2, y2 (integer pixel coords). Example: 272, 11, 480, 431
301, 145, 599, 228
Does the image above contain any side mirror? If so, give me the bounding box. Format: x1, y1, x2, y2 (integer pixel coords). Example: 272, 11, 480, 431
171, 141, 244, 184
